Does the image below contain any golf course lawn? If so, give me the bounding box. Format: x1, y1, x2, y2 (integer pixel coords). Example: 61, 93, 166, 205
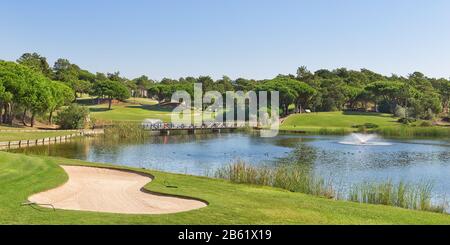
281, 111, 399, 132
1, 151, 449, 224
88, 102, 173, 122
88, 101, 216, 123
0, 131, 80, 142
0, 125, 25, 130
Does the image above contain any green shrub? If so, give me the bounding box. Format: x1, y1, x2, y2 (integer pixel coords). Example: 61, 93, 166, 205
398, 117, 416, 124
394, 105, 406, 118
352, 123, 379, 129
55, 104, 89, 129
424, 108, 435, 120
419, 121, 432, 127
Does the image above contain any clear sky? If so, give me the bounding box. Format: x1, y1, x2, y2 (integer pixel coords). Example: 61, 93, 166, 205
1, 0, 450, 80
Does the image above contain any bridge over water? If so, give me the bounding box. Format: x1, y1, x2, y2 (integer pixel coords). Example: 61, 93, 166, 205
142, 122, 253, 135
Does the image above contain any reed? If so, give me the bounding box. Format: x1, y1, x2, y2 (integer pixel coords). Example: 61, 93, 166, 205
216, 161, 447, 213
215, 161, 335, 198
347, 180, 446, 213
375, 126, 450, 138
317, 127, 353, 135
104, 122, 147, 139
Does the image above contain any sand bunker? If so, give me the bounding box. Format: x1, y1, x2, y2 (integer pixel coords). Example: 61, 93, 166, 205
28, 165, 207, 214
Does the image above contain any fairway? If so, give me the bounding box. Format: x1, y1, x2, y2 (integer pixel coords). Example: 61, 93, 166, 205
88, 102, 173, 122
281, 111, 399, 132
1, 151, 449, 225
87, 100, 217, 123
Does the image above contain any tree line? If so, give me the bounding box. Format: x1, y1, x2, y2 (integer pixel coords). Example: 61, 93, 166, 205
148, 67, 450, 119
0, 52, 146, 127
2, 52, 450, 128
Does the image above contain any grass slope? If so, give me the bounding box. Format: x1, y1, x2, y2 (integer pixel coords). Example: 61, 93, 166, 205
1, 151, 449, 224
0, 131, 79, 142
89, 102, 173, 122
281, 111, 399, 132
87, 100, 214, 123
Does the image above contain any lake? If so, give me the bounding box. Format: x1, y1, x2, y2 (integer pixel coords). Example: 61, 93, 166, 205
12, 132, 450, 202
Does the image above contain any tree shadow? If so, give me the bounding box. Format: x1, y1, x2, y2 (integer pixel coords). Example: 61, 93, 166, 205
342, 111, 392, 117
125, 104, 174, 112
89, 108, 110, 112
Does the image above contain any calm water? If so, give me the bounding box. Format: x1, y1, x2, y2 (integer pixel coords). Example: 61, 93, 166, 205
12, 133, 450, 199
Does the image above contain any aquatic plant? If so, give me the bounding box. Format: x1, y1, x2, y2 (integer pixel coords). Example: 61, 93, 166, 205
216, 161, 447, 213
375, 126, 450, 137
104, 122, 147, 139
347, 180, 446, 213
215, 161, 335, 198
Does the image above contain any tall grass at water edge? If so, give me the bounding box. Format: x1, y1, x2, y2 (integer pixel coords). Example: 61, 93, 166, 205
375, 126, 450, 138
104, 122, 147, 139
348, 180, 446, 213
215, 161, 335, 199
215, 161, 448, 213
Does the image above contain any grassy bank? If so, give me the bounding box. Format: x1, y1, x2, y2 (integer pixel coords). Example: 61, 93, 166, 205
216, 162, 446, 213
1, 151, 450, 224
88, 102, 173, 122
87, 101, 214, 123
280, 111, 399, 133
0, 131, 79, 142
374, 126, 450, 138
280, 111, 450, 137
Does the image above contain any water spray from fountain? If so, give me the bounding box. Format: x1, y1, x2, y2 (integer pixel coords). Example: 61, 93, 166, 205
339, 133, 392, 146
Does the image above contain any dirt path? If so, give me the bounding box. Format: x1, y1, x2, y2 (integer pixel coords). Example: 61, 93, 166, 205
29, 165, 207, 214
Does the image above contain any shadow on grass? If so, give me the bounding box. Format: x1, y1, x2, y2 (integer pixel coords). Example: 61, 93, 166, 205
89, 108, 111, 112
126, 104, 174, 112
76, 98, 96, 105
342, 111, 393, 117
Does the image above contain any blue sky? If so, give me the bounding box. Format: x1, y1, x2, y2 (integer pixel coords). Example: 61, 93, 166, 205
1, 0, 450, 80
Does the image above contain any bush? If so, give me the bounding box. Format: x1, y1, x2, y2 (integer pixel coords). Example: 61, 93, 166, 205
419, 121, 432, 127
424, 108, 435, 120
394, 105, 406, 118
56, 104, 89, 129
398, 117, 416, 124
352, 123, 379, 131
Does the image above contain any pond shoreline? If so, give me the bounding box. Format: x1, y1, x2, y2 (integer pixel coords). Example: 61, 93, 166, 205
0, 129, 104, 150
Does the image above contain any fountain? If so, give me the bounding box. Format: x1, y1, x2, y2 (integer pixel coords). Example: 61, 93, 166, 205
339, 133, 392, 146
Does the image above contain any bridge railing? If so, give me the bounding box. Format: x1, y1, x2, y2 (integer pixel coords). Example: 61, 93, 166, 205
141, 122, 246, 130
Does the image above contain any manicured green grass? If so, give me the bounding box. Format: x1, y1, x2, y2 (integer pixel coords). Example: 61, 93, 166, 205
0, 125, 25, 130
281, 111, 399, 133
87, 101, 214, 123
88, 102, 173, 122
125, 97, 159, 105
0, 131, 78, 142
1, 151, 449, 224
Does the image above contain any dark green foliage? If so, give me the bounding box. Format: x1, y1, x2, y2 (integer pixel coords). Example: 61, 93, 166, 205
4, 53, 450, 124
0, 61, 75, 126
352, 123, 379, 129
420, 121, 433, 127
398, 118, 416, 124
55, 104, 89, 129
91, 79, 131, 109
